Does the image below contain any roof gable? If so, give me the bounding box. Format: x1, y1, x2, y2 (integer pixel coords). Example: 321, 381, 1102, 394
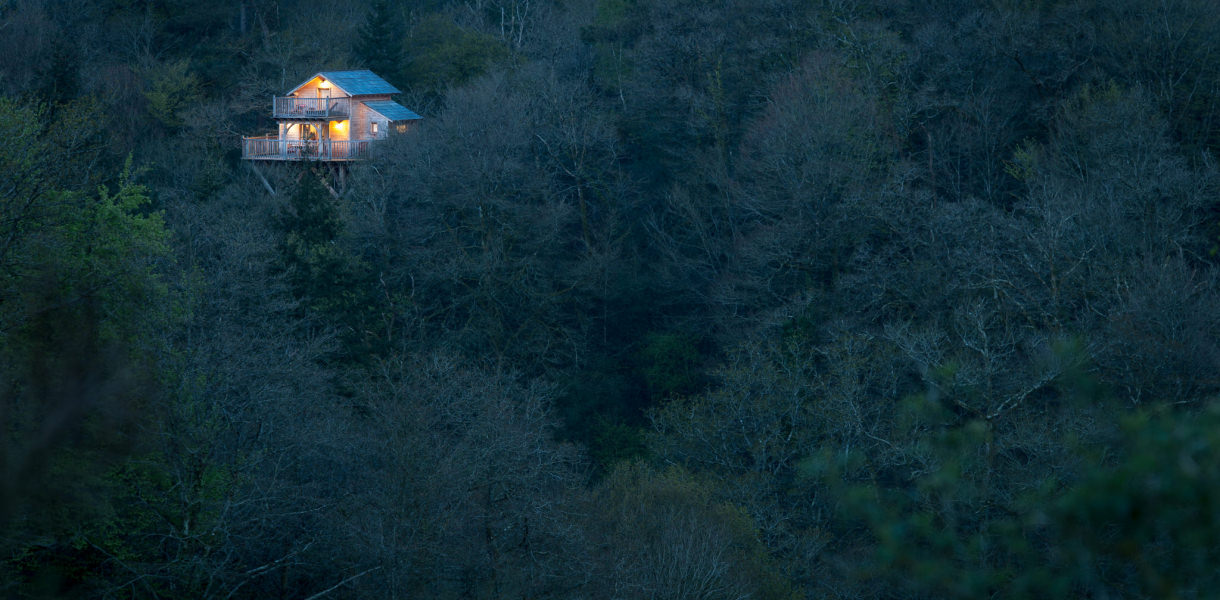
364, 100, 422, 122
287, 70, 401, 96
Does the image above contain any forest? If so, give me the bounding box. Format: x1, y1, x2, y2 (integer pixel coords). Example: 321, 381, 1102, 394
2, 0, 1220, 597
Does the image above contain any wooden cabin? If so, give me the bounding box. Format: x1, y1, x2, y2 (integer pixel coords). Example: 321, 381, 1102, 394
242, 70, 421, 161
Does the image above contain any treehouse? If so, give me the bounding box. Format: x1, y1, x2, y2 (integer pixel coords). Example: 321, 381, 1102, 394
241, 70, 421, 162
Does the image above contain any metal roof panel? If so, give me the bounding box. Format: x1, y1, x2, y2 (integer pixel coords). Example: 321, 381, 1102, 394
364, 100, 422, 121
288, 70, 401, 96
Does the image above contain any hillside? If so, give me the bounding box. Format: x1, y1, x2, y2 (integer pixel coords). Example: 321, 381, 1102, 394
3, 1, 1220, 597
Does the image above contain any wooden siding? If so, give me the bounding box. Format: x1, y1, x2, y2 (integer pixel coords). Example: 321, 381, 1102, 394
368, 113, 389, 139
294, 76, 351, 99
351, 94, 393, 140
273, 95, 394, 140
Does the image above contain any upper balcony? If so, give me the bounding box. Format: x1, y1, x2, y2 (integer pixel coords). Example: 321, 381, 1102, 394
273, 96, 350, 119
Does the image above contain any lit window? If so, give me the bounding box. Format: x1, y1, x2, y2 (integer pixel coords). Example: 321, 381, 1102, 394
371, 122, 379, 136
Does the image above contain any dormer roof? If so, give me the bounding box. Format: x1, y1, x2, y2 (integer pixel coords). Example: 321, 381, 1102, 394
287, 70, 402, 97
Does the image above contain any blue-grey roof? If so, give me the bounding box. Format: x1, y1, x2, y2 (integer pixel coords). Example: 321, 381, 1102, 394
364, 100, 422, 122
289, 70, 401, 96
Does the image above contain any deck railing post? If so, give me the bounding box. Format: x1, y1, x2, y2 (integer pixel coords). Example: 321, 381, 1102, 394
240, 137, 379, 161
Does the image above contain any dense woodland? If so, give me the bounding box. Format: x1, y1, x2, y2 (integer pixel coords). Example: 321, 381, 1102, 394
3, 0, 1220, 597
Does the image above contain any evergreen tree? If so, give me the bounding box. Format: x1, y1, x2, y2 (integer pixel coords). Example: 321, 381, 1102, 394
278, 172, 385, 360
354, 0, 403, 83
37, 39, 79, 104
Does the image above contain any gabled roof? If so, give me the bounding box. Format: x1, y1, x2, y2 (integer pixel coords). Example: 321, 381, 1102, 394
364, 100, 422, 122
287, 70, 402, 96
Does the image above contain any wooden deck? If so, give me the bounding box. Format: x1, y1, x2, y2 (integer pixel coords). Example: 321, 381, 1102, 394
273, 97, 351, 119
242, 137, 372, 161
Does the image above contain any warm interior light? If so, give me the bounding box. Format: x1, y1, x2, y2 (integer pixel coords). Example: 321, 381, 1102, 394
329, 120, 349, 140
318, 78, 331, 89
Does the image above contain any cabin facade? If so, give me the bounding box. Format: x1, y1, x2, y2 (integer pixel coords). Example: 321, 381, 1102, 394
242, 70, 421, 162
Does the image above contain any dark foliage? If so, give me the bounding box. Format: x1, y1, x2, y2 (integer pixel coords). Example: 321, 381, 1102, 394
2, 0, 1219, 597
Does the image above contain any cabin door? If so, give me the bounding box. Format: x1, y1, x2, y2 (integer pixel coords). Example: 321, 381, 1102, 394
317, 86, 331, 109
317, 86, 332, 117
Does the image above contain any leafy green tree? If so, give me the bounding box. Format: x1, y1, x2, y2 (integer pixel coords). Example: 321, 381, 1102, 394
639, 330, 703, 399
816, 398, 1220, 600
0, 146, 180, 596
1050, 404, 1220, 598
400, 15, 509, 96
143, 59, 202, 130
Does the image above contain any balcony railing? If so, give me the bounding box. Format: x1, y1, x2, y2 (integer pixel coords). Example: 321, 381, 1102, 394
273, 97, 351, 119
242, 136, 373, 161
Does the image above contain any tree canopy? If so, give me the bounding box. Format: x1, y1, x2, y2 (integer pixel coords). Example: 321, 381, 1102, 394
2, 0, 1219, 597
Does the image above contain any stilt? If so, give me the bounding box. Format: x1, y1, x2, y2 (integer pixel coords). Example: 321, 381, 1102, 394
249, 157, 354, 200
249, 162, 277, 196
320, 178, 340, 200
311, 165, 341, 200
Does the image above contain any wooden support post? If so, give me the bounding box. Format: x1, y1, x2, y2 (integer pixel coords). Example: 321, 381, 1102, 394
320, 177, 340, 200
249, 162, 277, 196
311, 166, 341, 200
